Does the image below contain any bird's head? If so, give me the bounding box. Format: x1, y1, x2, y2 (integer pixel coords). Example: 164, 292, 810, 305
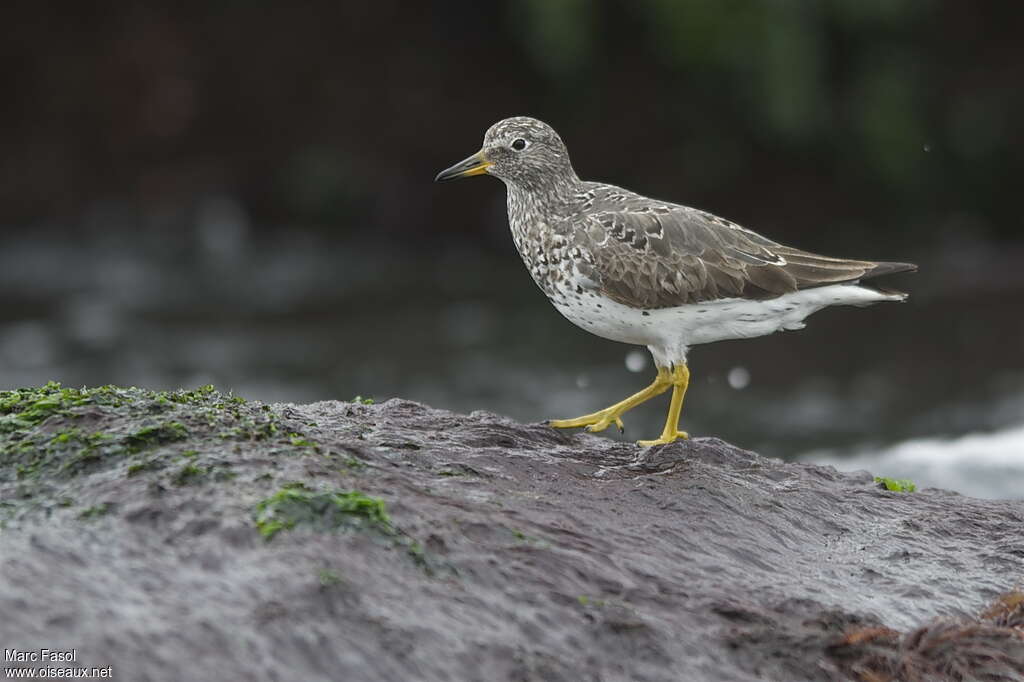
435, 116, 577, 189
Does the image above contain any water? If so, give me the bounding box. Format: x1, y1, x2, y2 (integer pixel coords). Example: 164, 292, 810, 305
805, 423, 1024, 500
2, 227, 1023, 499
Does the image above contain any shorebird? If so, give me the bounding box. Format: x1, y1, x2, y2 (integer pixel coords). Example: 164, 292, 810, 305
436, 117, 916, 446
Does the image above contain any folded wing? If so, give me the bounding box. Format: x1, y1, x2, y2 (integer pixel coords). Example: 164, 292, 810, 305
570, 201, 916, 309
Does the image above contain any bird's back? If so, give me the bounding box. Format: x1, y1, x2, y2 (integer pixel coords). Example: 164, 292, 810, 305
563, 182, 916, 310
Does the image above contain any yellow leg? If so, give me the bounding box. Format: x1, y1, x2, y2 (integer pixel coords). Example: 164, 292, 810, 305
637, 364, 690, 446
547, 367, 671, 433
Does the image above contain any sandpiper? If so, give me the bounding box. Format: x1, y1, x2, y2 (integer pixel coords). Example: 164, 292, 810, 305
436, 117, 916, 446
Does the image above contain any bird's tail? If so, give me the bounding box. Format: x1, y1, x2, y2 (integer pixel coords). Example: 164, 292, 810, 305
854, 261, 916, 304
864, 261, 918, 279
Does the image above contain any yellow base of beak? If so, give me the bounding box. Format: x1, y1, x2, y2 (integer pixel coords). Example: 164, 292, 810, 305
435, 151, 492, 182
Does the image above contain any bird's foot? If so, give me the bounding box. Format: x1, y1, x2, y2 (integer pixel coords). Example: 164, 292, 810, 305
546, 409, 625, 434
637, 430, 689, 447
546, 367, 675, 436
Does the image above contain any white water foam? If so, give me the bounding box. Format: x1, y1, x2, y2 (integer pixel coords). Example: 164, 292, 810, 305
802, 423, 1024, 500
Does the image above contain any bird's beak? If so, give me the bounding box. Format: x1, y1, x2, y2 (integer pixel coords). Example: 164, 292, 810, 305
435, 151, 492, 182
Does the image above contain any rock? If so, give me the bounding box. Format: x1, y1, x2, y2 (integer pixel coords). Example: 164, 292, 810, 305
1, 384, 1022, 681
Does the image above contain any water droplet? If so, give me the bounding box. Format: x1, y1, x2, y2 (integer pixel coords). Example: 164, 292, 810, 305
625, 350, 647, 373
923, 144, 931, 152
727, 367, 750, 390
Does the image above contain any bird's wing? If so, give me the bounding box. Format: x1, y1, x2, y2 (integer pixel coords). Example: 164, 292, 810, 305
568, 201, 909, 308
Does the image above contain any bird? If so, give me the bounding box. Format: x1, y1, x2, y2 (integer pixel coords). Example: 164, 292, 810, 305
435, 117, 916, 446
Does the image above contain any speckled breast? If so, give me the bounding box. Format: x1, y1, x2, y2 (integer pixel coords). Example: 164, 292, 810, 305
506, 195, 575, 300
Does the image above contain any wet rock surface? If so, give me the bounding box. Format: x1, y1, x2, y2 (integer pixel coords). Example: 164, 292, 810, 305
1, 387, 1022, 681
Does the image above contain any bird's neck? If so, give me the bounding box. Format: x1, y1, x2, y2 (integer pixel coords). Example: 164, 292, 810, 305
505, 171, 583, 221
505, 177, 584, 265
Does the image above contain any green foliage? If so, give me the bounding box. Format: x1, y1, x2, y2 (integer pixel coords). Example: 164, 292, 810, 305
875, 476, 917, 493
500, 1, 985, 217
253, 488, 393, 541
351, 396, 374, 405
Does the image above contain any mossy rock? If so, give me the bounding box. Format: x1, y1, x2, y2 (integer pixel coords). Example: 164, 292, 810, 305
253, 488, 393, 540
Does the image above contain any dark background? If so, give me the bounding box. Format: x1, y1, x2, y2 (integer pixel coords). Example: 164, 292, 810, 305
1, 2, 1022, 482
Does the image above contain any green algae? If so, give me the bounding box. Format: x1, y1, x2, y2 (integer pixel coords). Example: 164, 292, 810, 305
6, 418, 190, 481
288, 433, 318, 448
281, 481, 312, 491
161, 384, 244, 409
125, 422, 188, 452
875, 476, 917, 493
252, 487, 437, 574
0, 383, 304, 487
577, 595, 607, 607
253, 488, 392, 540
317, 568, 344, 587
171, 463, 206, 486
126, 459, 162, 477
2, 382, 383, 538
0, 383, 135, 433
78, 502, 114, 520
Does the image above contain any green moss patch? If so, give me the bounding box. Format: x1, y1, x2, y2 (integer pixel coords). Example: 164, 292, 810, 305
1, 382, 379, 533
78, 502, 114, 520
251, 487, 437, 574
126, 459, 163, 477
5, 418, 192, 481
288, 432, 318, 449
1, 382, 134, 433
875, 476, 917, 493
254, 488, 393, 540
317, 568, 345, 587
125, 422, 188, 452
171, 463, 206, 486
0, 382, 328, 488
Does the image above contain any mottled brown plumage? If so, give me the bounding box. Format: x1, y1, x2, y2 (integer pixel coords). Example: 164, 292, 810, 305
438, 116, 915, 313
569, 190, 916, 308
436, 116, 917, 444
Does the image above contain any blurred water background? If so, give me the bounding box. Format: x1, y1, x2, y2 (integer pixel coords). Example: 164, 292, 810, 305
1, 2, 1022, 498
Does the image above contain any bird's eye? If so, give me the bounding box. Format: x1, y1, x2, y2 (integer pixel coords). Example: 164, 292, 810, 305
511, 138, 528, 151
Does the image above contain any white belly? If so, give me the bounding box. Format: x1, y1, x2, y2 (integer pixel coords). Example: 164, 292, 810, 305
549, 283, 904, 365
